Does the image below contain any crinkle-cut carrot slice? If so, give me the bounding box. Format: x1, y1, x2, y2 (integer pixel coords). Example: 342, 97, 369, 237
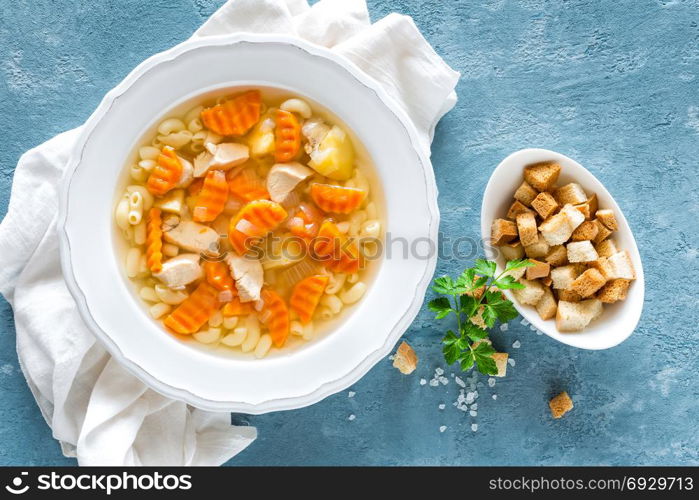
200, 90, 261, 136
222, 296, 254, 316
310, 183, 366, 214
228, 199, 288, 255
311, 219, 364, 273
290, 275, 329, 324
287, 202, 323, 240
192, 170, 228, 222
274, 109, 301, 162
260, 289, 290, 347
164, 282, 220, 334
226, 167, 269, 202
145, 208, 164, 273
147, 146, 183, 196
203, 260, 235, 292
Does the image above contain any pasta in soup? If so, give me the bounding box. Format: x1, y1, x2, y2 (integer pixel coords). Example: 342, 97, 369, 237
115, 88, 382, 358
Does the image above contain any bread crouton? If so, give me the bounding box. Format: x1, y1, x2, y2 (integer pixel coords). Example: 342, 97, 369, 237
491, 218, 518, 246
392, 341, 418, 374
567, 241, 599, 263
524, 234, 551, 258
538, 204, 584, 246
549, 392, 574, 419
531, 192, 559, 219
469, 305, 487, 328
526, 259, 550, 280
545, 245, 568, 267
524, 162, 561, 192
541, 276, 553, 287
554, 183, 587, 205
569, 268, 606, 298
595, 239, 618, 258
592, 219, 613, 244
514, 181, 538, 206
512, 278, 545, 305
556, 289, 582, 302
536, 287, 557, 320
516, 212, 538, 247
571, 220, 599, 241
574, 194, 597, 220
556, 299, 603, 332
598, 279, 631, 303
587, 257, 612, 280
605, 250, 636, 280
551, 265, 583, 290
507, 200, 534, 220
596, 209, 618, 231
500, 240, 524, 261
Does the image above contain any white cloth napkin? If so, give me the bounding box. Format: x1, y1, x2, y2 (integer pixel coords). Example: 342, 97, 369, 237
0, 0, 459, 466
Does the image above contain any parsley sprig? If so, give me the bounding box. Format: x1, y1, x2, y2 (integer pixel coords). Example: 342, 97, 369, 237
428, 259, 534, 375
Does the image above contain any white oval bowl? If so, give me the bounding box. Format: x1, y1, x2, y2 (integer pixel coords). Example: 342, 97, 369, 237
58, 34, 439, 413
481, 148, 644, 350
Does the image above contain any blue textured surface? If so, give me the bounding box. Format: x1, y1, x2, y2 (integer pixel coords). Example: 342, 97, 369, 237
1, 0, 698, 466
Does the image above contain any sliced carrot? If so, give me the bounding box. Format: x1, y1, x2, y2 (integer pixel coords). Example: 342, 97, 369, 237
192, 170, 228, 222
203, 260, 235, 292
147, 146, 183, 196
164, 282, 220, 334
287, 202, 323, 240
222, 297, 255, 317
145, 208, 163, 273
188, 178, 204, 196
290, 275, 329, 324
200, 90, 261, 136
226, 167, 269, 202
228, 199, 288, 254
274, 109, 301, 162
260, 289, 290, 347
311, 183, 366, 214
311, 219, 364, 273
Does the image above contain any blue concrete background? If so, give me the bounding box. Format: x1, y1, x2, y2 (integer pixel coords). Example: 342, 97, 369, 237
1, 0, 698, 466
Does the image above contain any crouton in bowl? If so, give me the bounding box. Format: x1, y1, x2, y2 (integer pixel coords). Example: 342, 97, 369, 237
481, 149, 644, 350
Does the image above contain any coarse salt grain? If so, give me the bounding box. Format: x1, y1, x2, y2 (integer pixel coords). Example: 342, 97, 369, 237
348, 391, 355, 398
470, 403, 478, 410
492, 394, 497, 400
429, 379, 439, 387
470, 410, 477, 417
348, 414, 356, 421
512, 340, 521, 348
420, 378, 427, 386
439, 425, 447, 433
520, 318, 529, 326
508, 358, 515, 367
388, 355, 395, 361
455, 376, 465, 388
439, 376, 449, 385
500, 323, 508, 332
438, 404, 445, 410
471, 423, 478, 432
435, 367, 444, 376
536, 330, 543, 335
488, 377, 496, 387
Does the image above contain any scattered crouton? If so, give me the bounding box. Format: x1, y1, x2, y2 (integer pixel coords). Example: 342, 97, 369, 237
595, 239, 618, 258
507, 200, 534, 220
524, 234, 550, 258
551, 265, 583, 290
531, 192, 558, 219
592, 219, 612, 244
556, 299, 603, 332
500, 240, 524, 261
514, 181, 538, 207
556, 289, 582, 302
526, 259, 550, 280
524, 162, 561, 192
545, 245, 568, 267
469, 306, 487, 328
598, 279, 631, 303
392, 341, 418, 375
549, 392, 574, 419
554, 183, 587, 205
569, 268, 606, 298
464, 276, 486, 300
512, 278, 545, 306
491, 218, 518, 246
536, 287, 557, 320
605, 250, 636, 280
516, 212, 538, 247
596, 209, 618, 231
492, 353, 508, 377
571, 220, 599, 241
567, 241, 599, 263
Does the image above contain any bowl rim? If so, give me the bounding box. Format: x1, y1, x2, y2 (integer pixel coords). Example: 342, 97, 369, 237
480, 148, 645, 350
57, 33, 439, 413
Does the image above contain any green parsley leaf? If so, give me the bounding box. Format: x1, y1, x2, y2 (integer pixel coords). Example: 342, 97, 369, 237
492, 274, 525, 290
428, 297, 453, 319
459, 351, 475, 371
432, 276, 456, 295
505, 258, 534, 271
474, 259, 497, 277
